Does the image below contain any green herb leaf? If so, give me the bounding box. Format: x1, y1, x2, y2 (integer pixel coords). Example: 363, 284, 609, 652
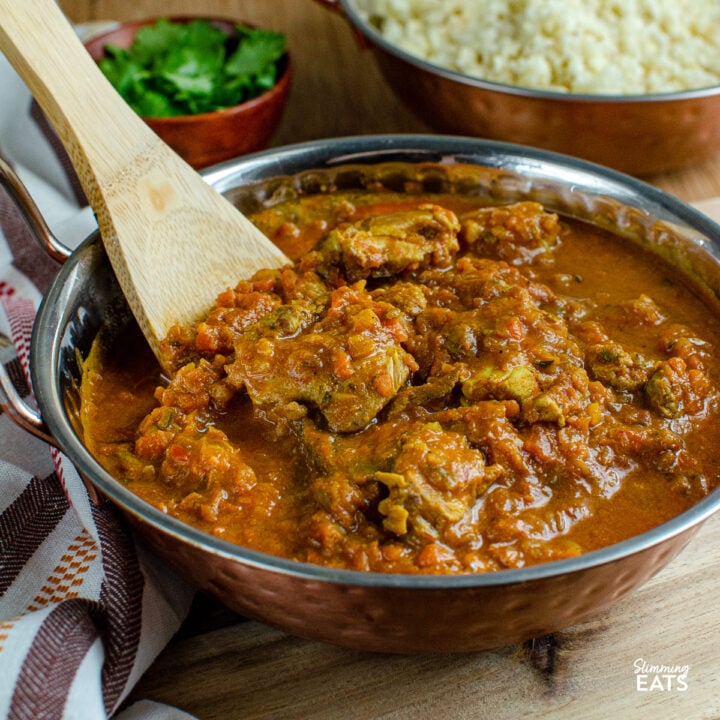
132, 89, 183, 118
131, 18, 186, 66
225, 25, 286, 78
97, 18, 287, 118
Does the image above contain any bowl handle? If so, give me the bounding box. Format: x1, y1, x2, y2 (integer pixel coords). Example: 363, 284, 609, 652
0, 156, 64, 445
0, 156, 72, 263
0, 358, 56, 445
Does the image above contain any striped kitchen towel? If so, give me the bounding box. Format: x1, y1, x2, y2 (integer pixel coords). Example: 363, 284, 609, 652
0, 51, 196, 720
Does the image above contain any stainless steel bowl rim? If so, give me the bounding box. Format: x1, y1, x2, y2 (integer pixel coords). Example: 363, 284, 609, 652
340, 0, 720, 103
31, 134, 720, 590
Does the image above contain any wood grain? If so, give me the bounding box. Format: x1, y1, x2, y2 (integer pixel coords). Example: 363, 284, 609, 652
53, 2, 720, 717
128, 514, 720, 720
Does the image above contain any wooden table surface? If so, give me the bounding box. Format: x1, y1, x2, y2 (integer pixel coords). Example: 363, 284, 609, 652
59, 2, 720, 718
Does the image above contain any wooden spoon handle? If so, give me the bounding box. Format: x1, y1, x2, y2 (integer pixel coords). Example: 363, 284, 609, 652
0, 0, 289, 361
0, 0, 151, 206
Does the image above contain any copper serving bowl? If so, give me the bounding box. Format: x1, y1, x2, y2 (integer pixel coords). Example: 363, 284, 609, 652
317, 0, 720, 176
4, 136, 720, 653
84, 17, 291, 169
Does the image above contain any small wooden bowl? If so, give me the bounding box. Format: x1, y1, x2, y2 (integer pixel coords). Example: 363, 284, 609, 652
84, 17, 291, 169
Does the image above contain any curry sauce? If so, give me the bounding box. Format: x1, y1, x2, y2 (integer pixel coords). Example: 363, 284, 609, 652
80, 191, 720, 574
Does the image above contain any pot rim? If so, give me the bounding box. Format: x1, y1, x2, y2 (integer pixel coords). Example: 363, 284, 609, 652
337, 0, 720, 103
31, 134, 720, 590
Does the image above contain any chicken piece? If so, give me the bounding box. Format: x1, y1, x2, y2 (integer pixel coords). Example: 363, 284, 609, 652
613, 294, 665, 326
459, 201, 562, 265
150, 415, 257, 504
432, 402, 527, 476
443, 318, 479, 360
135, 405, 186, 462
161, 267, 328, 365
193, 291, 282, 356
386, 368, 463, 419
301, 417, 498, 543
657, 323, 709, 369
154, 358, 227, 413
521, 366, 591, 427
374, 422, 494, 540
645, 356, 713, 418
371, 281, 428, 317
462, 363, 539, 403
323, 204, 460, 282
449, 255, 519, 305
226, 282, 417, 432
586, 342, 651, 392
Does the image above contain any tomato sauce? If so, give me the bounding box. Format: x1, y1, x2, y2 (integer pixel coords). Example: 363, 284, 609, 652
80, 190, 720, 574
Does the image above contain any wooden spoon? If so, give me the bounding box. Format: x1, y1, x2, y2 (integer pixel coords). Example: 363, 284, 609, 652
0, 0, 289, 364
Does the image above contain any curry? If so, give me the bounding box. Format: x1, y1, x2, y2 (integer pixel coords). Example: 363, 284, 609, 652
80, 184, 720, 575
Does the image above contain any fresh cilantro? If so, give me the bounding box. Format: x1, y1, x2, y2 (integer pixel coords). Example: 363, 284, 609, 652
226, 26, 286, 78
97, 18, 287, 117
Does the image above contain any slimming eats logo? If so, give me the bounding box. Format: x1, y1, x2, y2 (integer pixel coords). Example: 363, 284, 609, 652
634, 658, 689, 692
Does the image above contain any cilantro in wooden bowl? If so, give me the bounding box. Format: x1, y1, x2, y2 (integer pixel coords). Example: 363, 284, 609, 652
85, 17, 291, 168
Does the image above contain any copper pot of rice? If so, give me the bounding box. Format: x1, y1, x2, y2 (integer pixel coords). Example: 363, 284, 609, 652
318, 0, 720, 176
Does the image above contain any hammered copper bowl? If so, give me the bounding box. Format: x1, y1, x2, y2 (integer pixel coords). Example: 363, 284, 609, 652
20, 136, 720, 653
318, 0, 720, 176
84, 17, 291, 169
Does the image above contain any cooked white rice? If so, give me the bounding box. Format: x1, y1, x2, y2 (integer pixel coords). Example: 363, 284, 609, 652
355, 0, 720, 94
